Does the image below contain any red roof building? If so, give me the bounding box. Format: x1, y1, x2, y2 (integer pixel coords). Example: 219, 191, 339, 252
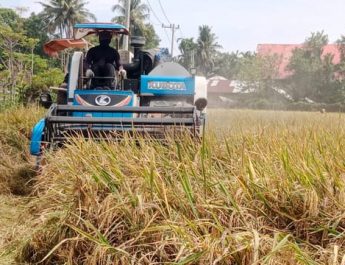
257, 44, 342, 79
207, 76, 235, 94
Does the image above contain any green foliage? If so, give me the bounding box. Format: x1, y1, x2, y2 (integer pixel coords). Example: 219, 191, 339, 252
0, 15, 63, 106
23, 68, 64, 102
238, 53, 279, 81
23, 12, 50, 56
177, 37, 198, 71
197, 25, 221, 76
112, 0, 160, 49
336, 35, 345, 60
204, 29, 345, 105
39, 0, 96, 38
0, 8, 22, 31
1, 4, 345, 108
0, 25, 37, 102
32, 68, 64, 90
177, 26, 221, 76
142, 23, 160, 49
16, 62, 64, 104
112, 0, 149, 36
335, 36, 345, 80
213, 51, 238, 79
305, 31, 328, 55
287, 31, 344, 103
236, 53, 280, 98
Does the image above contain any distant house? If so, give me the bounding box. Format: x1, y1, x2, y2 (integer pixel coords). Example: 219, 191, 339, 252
257, 44, 342, 79
207, 76, 233, 106
207, 76, 243, 106
207, 76, 233, 94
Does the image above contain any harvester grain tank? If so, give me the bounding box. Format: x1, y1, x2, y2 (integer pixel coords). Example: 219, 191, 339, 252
30, 23, 207, 156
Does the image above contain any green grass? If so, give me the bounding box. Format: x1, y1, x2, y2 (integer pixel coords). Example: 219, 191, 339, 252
2, 108, 345, 264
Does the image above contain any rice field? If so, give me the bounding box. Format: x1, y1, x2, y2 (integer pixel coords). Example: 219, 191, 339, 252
1, 108, 345, 264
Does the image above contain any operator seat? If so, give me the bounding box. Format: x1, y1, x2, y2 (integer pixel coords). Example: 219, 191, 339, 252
89, 60, 116, 90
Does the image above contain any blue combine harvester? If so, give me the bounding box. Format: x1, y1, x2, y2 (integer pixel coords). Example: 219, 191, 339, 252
30, 23, 207, 157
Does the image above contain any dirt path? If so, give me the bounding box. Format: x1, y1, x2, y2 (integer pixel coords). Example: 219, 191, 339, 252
0, 195, 33, 265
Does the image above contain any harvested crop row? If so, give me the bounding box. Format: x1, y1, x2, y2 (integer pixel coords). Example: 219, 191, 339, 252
17, 110, 345, 264
0, 106, 44, 195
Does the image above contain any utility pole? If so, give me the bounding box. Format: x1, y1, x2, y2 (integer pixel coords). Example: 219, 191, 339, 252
123, 0, 131, 50
191, 49, 195, 68
162, 23, 180, 57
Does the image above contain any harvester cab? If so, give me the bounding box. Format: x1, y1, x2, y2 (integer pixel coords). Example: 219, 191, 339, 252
30, 23, 207, 156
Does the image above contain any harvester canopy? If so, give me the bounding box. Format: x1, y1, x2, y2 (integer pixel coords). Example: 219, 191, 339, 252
43, 23, 129, 57
74, 23, 129, 39
43, 38, 88, 58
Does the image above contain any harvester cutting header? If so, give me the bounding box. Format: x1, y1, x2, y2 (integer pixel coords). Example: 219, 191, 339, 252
30, 23, 208, 156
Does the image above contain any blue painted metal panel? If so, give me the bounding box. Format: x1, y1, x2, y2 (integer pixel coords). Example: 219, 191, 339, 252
30, 119, 45, 156
140, 76, 195, 95
73, 90, 135, 118
74, 23, 127, 30
74, 90, 133, 96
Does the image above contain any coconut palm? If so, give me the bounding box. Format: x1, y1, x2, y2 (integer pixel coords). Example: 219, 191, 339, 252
177, 38, 198, 70
197, 25, 221, 76
39, 0, 96, 38
112, 0, 150, 36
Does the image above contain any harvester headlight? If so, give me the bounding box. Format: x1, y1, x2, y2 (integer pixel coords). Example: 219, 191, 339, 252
148, 81, 186, 90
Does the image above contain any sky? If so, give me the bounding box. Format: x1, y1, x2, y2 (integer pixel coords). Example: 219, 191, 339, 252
1, 0, 345, 55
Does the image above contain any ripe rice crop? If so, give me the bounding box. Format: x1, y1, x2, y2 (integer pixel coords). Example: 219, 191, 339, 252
0, 106, 44, 195
13, 109, 345, 264
0, 107, 342, 264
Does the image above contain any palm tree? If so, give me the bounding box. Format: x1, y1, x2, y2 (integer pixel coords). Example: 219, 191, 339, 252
177, 38, 197, 70
112, 0, 150, 36
197, 25, 221, 76
39, 0, 96, 38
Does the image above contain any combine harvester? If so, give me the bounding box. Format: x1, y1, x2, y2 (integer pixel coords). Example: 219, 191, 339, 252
30, 23, 207, 157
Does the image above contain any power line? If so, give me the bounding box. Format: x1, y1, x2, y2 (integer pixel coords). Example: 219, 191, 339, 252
162, 24, 180, 57
156, 0, 181, 55
163, 28, 172, 44
146, 0, 171, 46
145, 8, 170, 42
158, 0, 171, 24
178, 27, 185, 39
150, 22, 163, 27
146, 0, 163, 24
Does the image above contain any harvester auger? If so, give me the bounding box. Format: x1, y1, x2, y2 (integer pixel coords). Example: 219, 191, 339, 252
30, 23, 207, 156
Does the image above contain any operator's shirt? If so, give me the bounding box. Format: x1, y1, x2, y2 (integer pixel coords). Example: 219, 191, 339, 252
86, 45, 121, 70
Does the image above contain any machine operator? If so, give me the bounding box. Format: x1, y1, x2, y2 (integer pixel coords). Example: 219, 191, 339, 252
86, 30, 126, 89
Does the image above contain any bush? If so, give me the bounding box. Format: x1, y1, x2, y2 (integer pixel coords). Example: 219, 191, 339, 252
22, 68, 64, 103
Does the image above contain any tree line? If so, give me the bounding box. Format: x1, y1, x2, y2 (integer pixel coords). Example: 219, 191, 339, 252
177, 29, 345, 105
1, 0, 345, 108
0, 0, 161, 107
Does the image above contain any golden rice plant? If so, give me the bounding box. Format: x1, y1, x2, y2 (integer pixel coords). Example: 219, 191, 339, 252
0, 106, 44, 194
16, 110, 345, 264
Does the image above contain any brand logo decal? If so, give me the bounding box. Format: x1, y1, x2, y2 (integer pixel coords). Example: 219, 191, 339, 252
95, 95, 111, 106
